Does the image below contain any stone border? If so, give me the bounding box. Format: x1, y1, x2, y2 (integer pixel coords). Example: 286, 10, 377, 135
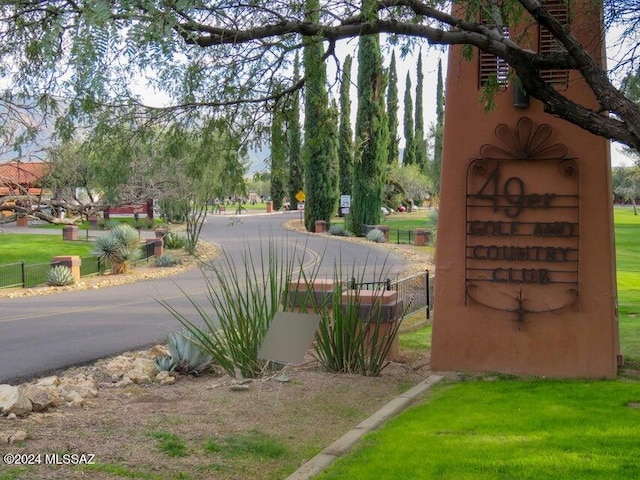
284, 374, 443, 480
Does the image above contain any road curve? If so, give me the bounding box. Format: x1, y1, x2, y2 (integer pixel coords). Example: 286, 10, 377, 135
0, 212, 407, 384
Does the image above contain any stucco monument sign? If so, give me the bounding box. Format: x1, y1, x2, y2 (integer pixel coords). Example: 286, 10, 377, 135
431, 0, 620, 378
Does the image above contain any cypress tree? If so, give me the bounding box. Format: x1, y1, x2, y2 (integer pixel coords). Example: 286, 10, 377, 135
270, 103, 287, 211
352, 0, 389, 235
288, 53, 303, 210
432, 58, 444, 194
387, 51, 399, 165
302, 0, 338, 231
338, 55, 354, 196
403, 72, 416, 166
414, 49, 428, 172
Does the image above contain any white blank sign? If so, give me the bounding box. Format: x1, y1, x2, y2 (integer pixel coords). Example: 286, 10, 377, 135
258, 312, 321, 365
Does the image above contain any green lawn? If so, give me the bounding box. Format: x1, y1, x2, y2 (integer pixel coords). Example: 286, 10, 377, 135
317, 379, 640, 480
0, 234, 93, 264
615, 208, 640, 359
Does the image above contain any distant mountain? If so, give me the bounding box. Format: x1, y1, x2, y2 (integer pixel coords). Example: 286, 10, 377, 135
247, 146, 270, 176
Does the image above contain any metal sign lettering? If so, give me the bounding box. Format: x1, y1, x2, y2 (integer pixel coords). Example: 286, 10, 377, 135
465, 118, 579, 328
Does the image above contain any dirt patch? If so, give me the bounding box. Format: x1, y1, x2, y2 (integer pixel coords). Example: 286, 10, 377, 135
2, 352, 432, 480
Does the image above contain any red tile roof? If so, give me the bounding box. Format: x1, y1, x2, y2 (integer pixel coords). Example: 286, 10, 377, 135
0, 161, 49, 186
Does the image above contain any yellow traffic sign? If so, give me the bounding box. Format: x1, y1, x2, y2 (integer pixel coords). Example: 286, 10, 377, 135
295, 191, 306, 203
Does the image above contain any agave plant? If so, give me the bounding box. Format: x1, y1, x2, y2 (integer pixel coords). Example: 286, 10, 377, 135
91, 224, 141, 274
154, 329, 213, 374
47, 265, 75, 286
156, 253, 181, 267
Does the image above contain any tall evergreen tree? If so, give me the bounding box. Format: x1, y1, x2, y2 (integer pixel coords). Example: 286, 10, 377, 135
386, 51, 399, 165
288, 52, 303, 210
403, 72, 416, 166
338, 55, 354, 196
352, 0, 389, 235
302, 0, 338, 231
270, 103, 287, 211
432, 58, 444, 194
414, 49, 427, 172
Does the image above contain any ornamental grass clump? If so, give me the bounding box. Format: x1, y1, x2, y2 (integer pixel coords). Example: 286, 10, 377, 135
160, 240, 307, 379
307, 265, 402, 376
91, 223, 141, 274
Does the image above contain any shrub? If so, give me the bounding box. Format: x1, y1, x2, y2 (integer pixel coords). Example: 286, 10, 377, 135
156, 253, 182, 267
366, 228, 386, 243
47, 265, 75, 286
91, 223, 141, 274
329, 224, 351, 237
164, 232, 186, 250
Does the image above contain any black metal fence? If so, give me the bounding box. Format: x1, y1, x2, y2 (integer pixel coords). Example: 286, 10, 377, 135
351, 270, 433, 321
358, 226, 425, 246
0, 260, 64, 289
0, 241, 156, 289
388, 229, 415, 245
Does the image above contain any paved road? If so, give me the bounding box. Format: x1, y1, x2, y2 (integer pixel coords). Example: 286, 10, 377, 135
0, 212, 407, 384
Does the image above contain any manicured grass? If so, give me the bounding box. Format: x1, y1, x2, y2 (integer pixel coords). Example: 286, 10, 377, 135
399, 323, 431, 351
379, 210, 433, 230
615, 208, 640, 360
317, 379, 640, 480
34, 217, 162, 230
0, 234, 93, 264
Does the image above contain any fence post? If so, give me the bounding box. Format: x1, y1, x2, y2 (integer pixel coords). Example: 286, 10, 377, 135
426, 269, 430, 320
21, 260, 25, 288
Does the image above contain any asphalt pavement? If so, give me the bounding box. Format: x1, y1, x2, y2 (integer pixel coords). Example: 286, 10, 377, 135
0, 212, 407, 384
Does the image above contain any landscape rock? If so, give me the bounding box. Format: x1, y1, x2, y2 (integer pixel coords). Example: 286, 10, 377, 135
9, 430, 28, 444
131, 358, 157, 379
105, 356, 134, 374
150, 344, 170, 358
64, 390, 85, 407
114, 377, 134, 388
24, 385, 56, 412
156, 371, 176, 386
60, 375, 98, 398
127, 370, 152, 385
35, 376, 60, 388
0, 385, 32, 416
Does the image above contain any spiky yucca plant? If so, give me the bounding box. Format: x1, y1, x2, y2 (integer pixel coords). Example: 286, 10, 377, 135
47, 265, 75, 286
91, 223, 141, 274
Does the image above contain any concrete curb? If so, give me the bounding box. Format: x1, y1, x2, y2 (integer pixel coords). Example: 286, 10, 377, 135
284, 374, 444, 480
